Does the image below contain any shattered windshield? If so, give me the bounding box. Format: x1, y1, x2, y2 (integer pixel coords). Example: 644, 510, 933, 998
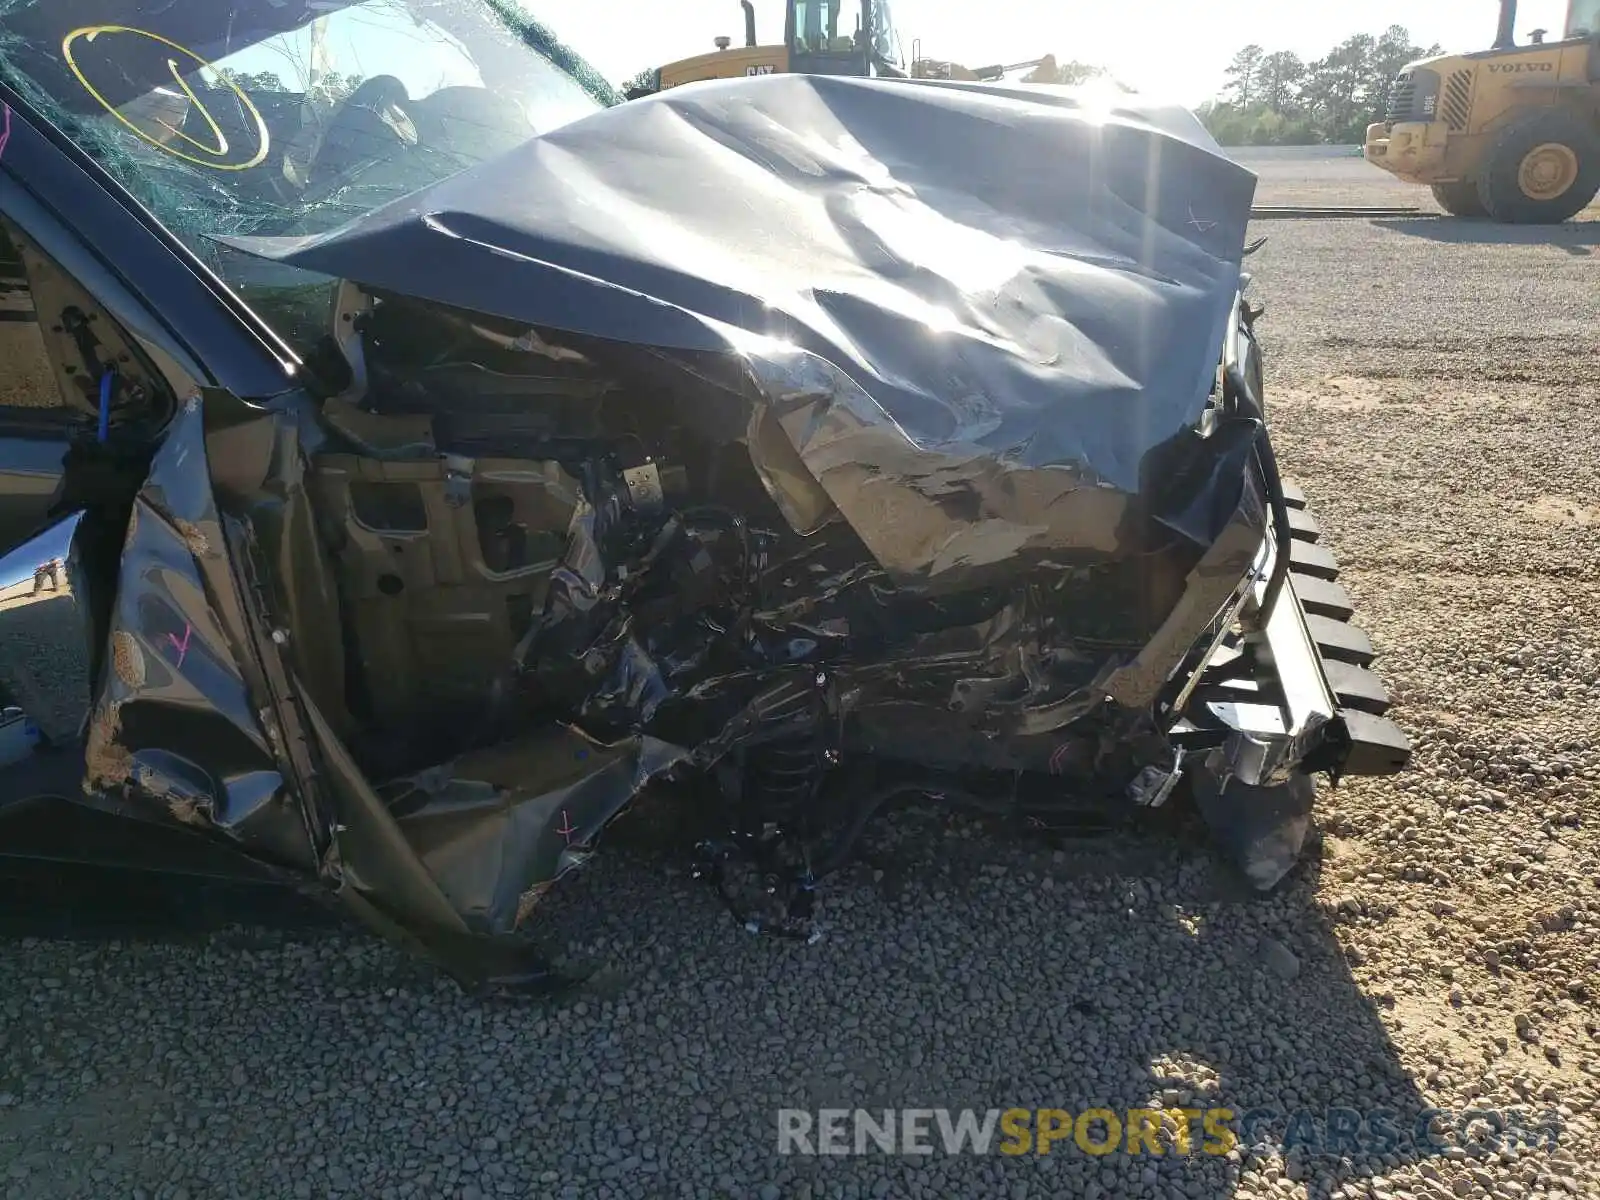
0, 0, 617, 365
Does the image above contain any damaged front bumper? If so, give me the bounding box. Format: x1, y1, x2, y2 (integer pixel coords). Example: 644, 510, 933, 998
0, 370, 1410, 988
0, 69, 1414, 989
1166, 479, 1408, 886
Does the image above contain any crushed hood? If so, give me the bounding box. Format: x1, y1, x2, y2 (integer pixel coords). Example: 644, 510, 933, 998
238, 74, 1257, 506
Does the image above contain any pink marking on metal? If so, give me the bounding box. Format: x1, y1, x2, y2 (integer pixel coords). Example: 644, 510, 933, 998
167, 623, 193, 669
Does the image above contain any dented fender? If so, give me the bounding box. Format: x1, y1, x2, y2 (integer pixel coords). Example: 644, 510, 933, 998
77, 396, 324, 873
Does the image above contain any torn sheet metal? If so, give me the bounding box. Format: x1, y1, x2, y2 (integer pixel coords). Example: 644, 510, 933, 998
292, 691, 559, 990
234, 73, 1257, 590
1190, 768, 1316, 891
380, 727, 685, 933
81, 398, 322, 873
278, 686, 683, 985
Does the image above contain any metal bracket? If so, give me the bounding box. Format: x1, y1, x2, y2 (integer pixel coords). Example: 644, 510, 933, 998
1129, 746, 1186, 808
330, 280, 372, 404
623, 463, 665, 511
442, 454, 474, 508
1205, 573, 1336, 787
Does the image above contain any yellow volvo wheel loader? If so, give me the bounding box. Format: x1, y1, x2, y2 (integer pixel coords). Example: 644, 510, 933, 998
1363, 0, 1600, 223
625, 0, 904, 97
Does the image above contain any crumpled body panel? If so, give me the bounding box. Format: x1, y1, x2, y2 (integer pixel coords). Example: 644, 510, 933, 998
81, 399, 320, 874
236, 74, 1257, 590
0, 5, 1412, 992
382, 728, 685, 932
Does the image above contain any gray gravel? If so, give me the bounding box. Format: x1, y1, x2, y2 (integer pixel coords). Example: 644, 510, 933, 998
4, 152, 1600, 1200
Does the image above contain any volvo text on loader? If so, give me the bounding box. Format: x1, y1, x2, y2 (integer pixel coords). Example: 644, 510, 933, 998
1363, 0, 1600, 223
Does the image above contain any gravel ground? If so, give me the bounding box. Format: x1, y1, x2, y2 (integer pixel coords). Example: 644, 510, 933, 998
4, 153, 1600, 1200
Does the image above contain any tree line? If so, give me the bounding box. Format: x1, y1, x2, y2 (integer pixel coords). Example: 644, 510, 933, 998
1198, 26, 1443, 147
217, 68, 368, 101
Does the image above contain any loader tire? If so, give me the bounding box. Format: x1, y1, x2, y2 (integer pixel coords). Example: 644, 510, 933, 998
1475, 108, 1600, 225
1430, 180, 1486, 218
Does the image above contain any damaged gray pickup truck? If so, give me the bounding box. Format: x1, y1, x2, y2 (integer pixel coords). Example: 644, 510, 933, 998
0, 0, 1407, 987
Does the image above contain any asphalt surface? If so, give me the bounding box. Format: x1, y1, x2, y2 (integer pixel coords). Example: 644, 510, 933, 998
3, 150, 1599, 1200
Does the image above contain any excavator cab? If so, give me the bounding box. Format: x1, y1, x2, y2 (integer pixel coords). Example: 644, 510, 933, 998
1362, 0, 1600, 223
786, 0, 900, 75
635, 0, 902, 96
788, 0, 864, 72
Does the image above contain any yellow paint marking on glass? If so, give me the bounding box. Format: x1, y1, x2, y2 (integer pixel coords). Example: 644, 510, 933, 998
62, 25, 269, 171
158, 66, 231, 157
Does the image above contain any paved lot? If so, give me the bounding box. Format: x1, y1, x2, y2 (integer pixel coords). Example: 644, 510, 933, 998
2, 150, 1599, 1200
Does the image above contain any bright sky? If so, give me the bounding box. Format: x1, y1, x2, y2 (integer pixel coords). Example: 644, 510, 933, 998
522, 0, 1573, 105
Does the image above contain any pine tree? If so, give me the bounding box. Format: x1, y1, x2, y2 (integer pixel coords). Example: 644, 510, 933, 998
1257, 52, 1306, 114
1224, 44, 1266, 107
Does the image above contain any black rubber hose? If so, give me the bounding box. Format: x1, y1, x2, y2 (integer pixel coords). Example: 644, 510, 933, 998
809, 783, 921, 878
810, 782, 992, 878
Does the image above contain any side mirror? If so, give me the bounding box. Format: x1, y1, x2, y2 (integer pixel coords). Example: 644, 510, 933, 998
0, 512, 96, 746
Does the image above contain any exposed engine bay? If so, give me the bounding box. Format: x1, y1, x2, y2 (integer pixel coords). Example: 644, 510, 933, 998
85, 262, 1394, 978
298, 292, 1249, 939
0, 50, 1411, 987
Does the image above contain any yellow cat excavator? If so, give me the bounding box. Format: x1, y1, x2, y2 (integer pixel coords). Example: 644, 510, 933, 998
625, 3, 1093, 103
1363, 0, 1600, 223
625, 0, 904, 97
